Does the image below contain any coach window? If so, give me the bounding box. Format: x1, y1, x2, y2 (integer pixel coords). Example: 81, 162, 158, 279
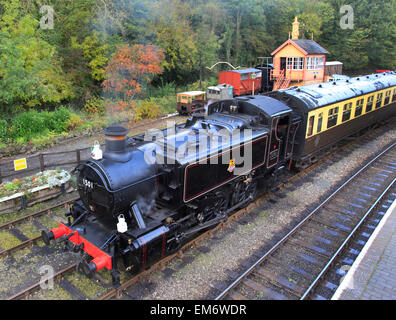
366, 96, 374, 112
342, 103, 352, 122
385, 91, 391, 105
307, 115, 315, 137
317, 113, 323, 133
393, 89, 396, 102
376, 93, 383, 109
327, 107, 338, 128
355, 99, 364, 117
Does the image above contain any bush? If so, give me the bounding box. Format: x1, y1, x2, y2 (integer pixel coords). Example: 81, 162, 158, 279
46, 107, 71, 133
83, 96, 106, 115
66, 113, 83, 130
135, 99, 161, 121
0, 119, 9, 143
155, 95, 177, 115
11, 110, 47, 140
8, 107, 71, 141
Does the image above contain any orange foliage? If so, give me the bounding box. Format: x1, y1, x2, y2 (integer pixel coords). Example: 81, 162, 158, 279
102, 44, 164, 105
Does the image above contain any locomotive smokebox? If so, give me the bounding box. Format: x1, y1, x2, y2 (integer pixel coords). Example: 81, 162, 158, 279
102, 126, 132, 162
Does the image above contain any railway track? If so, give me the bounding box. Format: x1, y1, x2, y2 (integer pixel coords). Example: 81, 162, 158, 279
214, 142, 396, 300
5, 120, 395, 300
0, 196, 79, 257
6, 264, 77, 300
314, 183, 396, 299
97, 126, 396, 300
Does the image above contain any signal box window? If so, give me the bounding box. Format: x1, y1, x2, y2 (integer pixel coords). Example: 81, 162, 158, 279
317, 113, 323, 133
376, 93, 383, 109
366, 96, 374, 112
385, 91, 391, 105
307, 57, 324, 70
287, 57, 304, 70
307, 115, 314, 137
327, 107, 339, 128
342, 103, 352, 122
355, 99, 364, 117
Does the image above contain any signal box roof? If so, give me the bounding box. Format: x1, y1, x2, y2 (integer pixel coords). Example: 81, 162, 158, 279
291, 39, 329, 55
271, 39, 329, 56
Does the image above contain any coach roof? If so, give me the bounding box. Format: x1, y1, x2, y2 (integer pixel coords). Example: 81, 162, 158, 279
279, 71, 396, 110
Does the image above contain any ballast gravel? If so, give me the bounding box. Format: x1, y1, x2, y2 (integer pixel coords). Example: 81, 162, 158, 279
125, 124, 396, 300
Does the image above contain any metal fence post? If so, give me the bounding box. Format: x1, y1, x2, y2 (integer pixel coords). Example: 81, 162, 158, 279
39, 154, 45, 172
76, 149, 81, 163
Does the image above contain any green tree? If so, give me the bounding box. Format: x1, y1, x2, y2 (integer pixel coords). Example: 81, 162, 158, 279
149, 0, 199, 83
0, 0, 73, 112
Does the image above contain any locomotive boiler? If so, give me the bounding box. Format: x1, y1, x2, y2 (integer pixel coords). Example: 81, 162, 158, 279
42, 71, 396, 285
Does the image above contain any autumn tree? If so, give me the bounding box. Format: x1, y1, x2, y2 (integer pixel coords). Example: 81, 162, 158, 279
0, 0, 73, 112
102, 44, 164, 119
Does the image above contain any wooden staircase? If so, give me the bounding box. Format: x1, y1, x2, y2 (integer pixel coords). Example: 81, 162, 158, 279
271, 69, 292, 91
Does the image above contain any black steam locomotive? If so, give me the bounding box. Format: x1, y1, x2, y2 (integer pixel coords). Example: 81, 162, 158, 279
42, 72, 396, 285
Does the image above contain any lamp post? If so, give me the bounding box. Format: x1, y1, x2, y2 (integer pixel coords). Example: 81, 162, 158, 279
251, 72, 257, 95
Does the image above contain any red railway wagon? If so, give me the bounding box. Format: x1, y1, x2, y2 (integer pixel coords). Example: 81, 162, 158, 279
219, 68, 262, 96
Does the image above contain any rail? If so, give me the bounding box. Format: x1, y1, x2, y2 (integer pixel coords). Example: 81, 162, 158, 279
215, 141, 396, 300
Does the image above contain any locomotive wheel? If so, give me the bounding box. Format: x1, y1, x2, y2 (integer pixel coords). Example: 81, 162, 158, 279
198, 191, 229, 224
231, 180, 258, 209
212, 191, 229, 216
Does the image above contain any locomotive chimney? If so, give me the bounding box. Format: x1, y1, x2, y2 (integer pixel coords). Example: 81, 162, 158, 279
102, 126, 132, 162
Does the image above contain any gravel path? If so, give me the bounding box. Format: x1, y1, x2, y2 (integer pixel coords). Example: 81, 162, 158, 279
122, 123, 396, 300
